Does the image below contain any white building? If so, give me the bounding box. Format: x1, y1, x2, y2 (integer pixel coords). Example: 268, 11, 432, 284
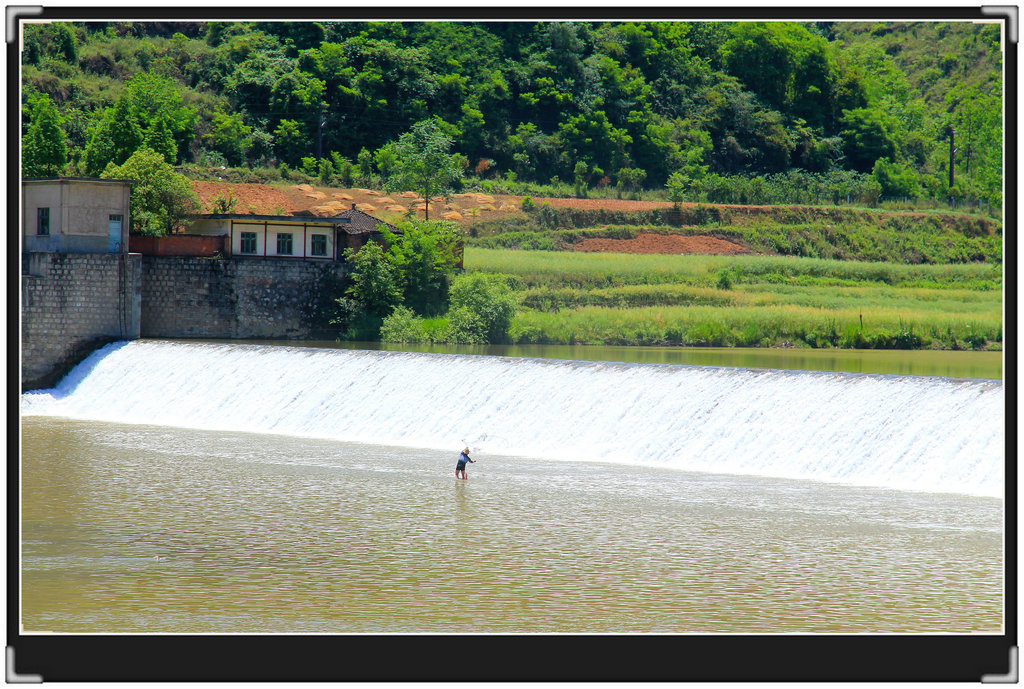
187, 205, 401, 260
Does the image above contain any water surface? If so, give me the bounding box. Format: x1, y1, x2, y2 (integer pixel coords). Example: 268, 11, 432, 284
20, 341, 1004, 635
22, 418, 1003, 634
193, 339, 1003, 379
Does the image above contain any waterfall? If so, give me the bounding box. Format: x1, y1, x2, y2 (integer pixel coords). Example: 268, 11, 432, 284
22, 340, 1004, 497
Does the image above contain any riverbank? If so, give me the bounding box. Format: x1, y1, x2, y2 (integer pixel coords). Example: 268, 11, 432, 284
178, 181, 1002, 352
466, 249, 1002, 351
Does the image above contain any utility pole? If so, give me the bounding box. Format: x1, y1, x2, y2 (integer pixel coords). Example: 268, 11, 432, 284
316, 105, 326, 162
948, 126, 957, 210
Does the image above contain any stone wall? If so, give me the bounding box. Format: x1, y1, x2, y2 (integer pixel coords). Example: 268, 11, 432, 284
140, 257, 347, 340
21, 252, 142, 390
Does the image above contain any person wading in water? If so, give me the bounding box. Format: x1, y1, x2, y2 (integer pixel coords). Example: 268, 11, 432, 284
456, 447, 475, 479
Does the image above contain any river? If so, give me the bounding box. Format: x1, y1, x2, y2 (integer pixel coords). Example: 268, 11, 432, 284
19, 340, 1004, 634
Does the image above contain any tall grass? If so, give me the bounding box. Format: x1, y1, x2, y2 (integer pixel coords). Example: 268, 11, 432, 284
509, 304, 1002, 349
519, 283, 1002, 314
466, 248, 1002, 350
466, 248, 1003, 290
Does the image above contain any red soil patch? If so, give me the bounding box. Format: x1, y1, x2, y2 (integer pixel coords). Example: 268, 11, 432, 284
529, 197, 673, 211
192, 181, 300, 215
575, 232, 751, 255
190, 180, 680, 223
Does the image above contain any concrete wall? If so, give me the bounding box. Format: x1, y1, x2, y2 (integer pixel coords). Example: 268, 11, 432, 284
23, 178, 132, 254
21, 252, 142, 390
140, 256, 347, 340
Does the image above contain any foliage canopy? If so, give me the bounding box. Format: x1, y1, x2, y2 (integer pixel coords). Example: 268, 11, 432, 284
21, 19, 1003, 207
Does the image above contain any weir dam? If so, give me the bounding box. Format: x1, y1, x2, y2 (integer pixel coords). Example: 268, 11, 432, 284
21, 340, 1004, 498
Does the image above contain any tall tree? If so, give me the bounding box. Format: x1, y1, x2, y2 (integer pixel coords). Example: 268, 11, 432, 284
23, 95, 68, 177
82, 97, 144, 176
109, 97, 145, 166
377, 118, 465, 221
144, 116, 177, 162
123, 71, 199, 161
381, 220, 461, 317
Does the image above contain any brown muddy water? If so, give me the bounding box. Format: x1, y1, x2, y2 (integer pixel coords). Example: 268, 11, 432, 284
21, 416, 1003, 634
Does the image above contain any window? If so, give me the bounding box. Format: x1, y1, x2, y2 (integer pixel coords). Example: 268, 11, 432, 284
311, 234, 327, 256
277, 232, 293, 255
240, 232, 257, 254
36, 208, 49, 236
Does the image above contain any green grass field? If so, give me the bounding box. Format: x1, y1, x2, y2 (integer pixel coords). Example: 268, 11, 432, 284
465, 248, 1003, 350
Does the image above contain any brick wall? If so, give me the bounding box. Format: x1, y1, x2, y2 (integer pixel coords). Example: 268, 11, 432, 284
21, 252, 142, 389
130, 234, 227, 256
140, 257, 347, 340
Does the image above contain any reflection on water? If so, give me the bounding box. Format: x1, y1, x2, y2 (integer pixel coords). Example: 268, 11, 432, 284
21, 418, 1002, 634
187, 339, 1004, 380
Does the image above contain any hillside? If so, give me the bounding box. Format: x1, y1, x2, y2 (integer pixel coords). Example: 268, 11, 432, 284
21, 18, 1004, 213
829, 21, 1002, 107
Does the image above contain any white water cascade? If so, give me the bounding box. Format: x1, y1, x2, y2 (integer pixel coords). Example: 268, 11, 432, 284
22, 340, 1004, 497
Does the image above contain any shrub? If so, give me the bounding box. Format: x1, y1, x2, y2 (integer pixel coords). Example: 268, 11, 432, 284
380, 306, 430, 343
448, 272, 518, 343
443, 306, 488, 344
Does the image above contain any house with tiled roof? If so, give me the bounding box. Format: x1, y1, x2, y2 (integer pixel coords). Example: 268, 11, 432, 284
138, 204, 401, 260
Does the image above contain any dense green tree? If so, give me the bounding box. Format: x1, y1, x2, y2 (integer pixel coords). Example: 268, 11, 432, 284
946, 84, 1001, 203
223, 51, 288, 113
205, 110, 252, 166
721, 23, 797, 114
20, 19, 1002, 209
573, 160, 592, 197
334, 240, 405, 339
616, 167, 647, 199
254, 21, 326, 53
53, 23, 78, 63
721, 22, 840, 132
356, 147, 377, 186
23, 28, 42, 65
122, 71, 198, 159
557, 111, 633, 176
839, 107, 899, 173
378, 118, 465, 221
109, 97, 145, 165
337, 36, 437, 149
82, 115, 116, 177
381, 220, 462, 317
23, 95, 68, 177
83, 98, 143, 175
343, 240, 404, 318
144, 116, 177, 163
272, 119, 308, 166
410, 22, 504, 75
101, 147, 200, 236
707, 85, 795, 173
666, 170, 688, 207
